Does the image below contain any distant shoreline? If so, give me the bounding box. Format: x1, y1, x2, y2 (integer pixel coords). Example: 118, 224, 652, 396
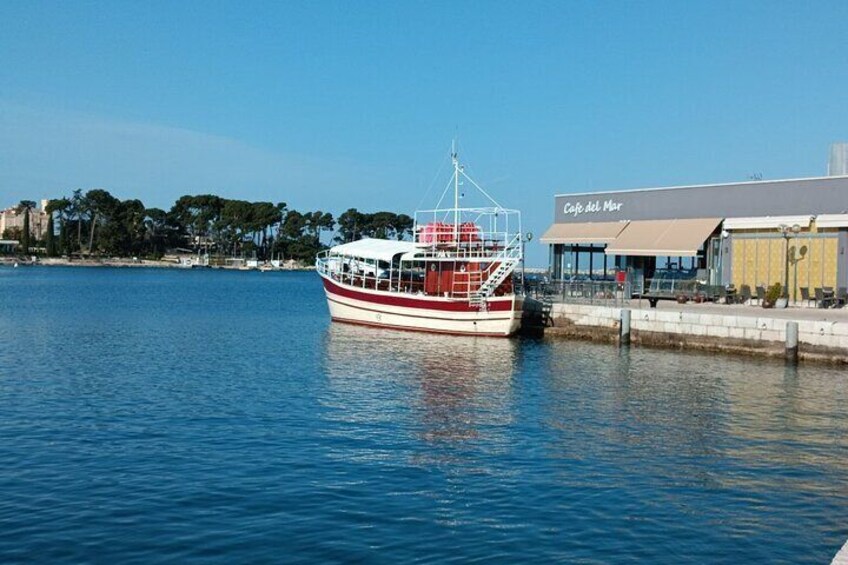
0, 257, 315, 271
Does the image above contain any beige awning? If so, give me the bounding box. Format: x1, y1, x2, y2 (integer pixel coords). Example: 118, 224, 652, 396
539, 221, 629, 244
604, 218, 721, 257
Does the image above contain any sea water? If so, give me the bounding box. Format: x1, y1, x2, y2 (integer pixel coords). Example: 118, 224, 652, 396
1, 267, 847, 563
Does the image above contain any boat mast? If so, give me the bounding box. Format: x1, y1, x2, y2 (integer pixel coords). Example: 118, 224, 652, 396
452, 140, 459, 241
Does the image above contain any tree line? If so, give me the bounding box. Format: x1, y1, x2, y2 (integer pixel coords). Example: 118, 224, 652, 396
4, 190, 414, 264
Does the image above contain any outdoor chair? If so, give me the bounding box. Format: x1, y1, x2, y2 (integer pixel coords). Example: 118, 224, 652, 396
739, 284, 752, 305
824, 287, 836, 308
800, 287, 814, 307
814, 288, 834, 309
755, 285, 766, 306
711, 285, 725, 303
837, 287, 848, 308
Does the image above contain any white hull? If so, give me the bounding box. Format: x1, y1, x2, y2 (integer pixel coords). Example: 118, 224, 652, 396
321, 275, 523, 337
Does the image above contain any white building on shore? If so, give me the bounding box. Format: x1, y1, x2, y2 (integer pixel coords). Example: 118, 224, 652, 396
0, 199, 49, 240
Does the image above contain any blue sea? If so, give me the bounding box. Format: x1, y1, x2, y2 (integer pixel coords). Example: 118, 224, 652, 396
1, 267, 847, 563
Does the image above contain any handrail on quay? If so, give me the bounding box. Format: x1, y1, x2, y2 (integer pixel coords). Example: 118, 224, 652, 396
523, 280, 634, 307
523, 278, 724, 308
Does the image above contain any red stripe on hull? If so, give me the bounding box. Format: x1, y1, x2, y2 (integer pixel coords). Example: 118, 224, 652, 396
327, 296, 513, 322
331, 317, 514, 338
321, 275, 515, 312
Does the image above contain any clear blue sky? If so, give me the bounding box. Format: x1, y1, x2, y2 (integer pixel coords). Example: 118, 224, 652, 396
2, 0, 848, 264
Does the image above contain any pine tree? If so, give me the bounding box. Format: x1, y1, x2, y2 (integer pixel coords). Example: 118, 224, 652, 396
17, 200, 36, 255
45, 206, 56, 257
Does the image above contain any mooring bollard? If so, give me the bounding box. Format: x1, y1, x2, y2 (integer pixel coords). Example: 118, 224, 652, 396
785, 321, 799, 364
620, 308, 631, 347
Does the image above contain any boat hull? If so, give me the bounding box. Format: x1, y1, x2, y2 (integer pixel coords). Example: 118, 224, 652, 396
320, 275, 523, 337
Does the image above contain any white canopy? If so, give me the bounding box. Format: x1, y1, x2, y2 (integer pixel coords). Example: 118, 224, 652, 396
815, 214, 848, 228
722, 215, 812, 230
328, 238, 418, 262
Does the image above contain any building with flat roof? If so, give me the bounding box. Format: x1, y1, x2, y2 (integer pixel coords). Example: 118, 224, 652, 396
0, 200, 49, 241
541, 173, 848, 302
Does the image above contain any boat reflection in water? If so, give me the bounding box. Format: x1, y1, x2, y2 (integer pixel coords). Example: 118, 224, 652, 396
321, 323, 520, 454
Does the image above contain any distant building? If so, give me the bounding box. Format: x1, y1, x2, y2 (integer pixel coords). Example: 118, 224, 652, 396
829, 143, 848, 176
0, 199, 49, 240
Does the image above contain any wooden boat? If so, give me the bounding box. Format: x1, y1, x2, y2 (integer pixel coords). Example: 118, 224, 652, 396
316, 146, 524, 336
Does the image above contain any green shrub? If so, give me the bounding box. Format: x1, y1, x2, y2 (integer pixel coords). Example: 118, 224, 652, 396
765, 282, 783, 303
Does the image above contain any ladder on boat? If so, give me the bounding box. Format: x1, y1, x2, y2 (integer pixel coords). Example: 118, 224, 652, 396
468, 234, 522, 307
468, 259, 519, 306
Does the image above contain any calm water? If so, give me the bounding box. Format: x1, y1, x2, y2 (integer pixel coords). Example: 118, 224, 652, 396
1, 267, 847, 563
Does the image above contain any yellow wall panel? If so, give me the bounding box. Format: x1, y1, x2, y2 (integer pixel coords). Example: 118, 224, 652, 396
769, 238, 784, 287
728, 233, 840, 301
731, 239, 745, 288
793, 238, 810, 290
754, 239, 768, 286
745, 239, 757, 289
823, 237, 838, 288
809, 238, 824, 290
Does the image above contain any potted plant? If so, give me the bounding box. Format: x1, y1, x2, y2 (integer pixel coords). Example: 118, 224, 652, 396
762, 282, 782, 309
775, 285, 789, 308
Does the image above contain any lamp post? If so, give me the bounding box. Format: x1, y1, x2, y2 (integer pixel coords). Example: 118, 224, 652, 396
778, 223, 802, 303
521, 231, 533, 293
718, 229, 729, 286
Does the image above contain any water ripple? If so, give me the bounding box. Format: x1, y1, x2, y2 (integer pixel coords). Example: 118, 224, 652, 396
0, 267, 847, 562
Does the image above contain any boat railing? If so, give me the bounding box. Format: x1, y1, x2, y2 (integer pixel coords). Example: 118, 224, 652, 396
413, 230, 520, 259
315, 251, 330, 276
317, 231, 523, 300
318, 259, 431, 295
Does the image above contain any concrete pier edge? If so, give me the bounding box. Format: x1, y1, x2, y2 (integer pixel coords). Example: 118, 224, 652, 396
546, 303, 848, 365
832, 538, 848, 565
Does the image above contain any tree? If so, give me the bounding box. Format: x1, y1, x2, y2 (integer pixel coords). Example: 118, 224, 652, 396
334, 210, 412, 243
392, 214, 414, 240
49, 197, 72, 255
44, 199, 59, 256
315, 211, 335, 243
83, 189, 119, 255
98, 198, 145, 255
143, 208, 169, 256
169, 194, 225, 252
70, 189, 85, 253
335, 208, 363, 243
16, 200, 36, 255
269, 201, 288, 258
249, 201, 280, 259
219, 199, 254, 256
371, 211, 396, 239
41, 189, 410, 265
2, 227, 22, 243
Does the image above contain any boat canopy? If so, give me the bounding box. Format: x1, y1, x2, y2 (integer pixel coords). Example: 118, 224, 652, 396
328, 238, 419, 262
